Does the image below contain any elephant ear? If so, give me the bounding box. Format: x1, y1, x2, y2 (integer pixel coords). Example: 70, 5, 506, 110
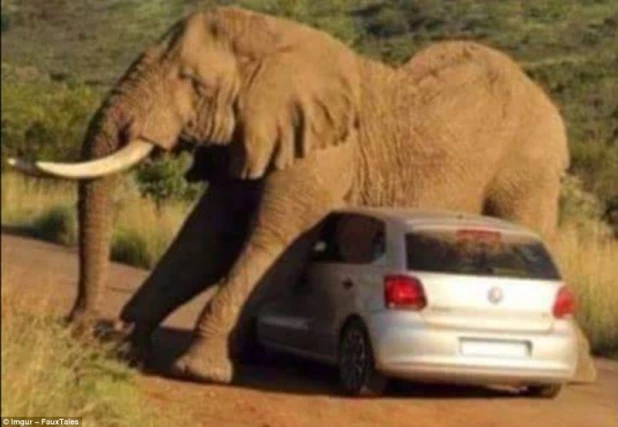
224, 11, 361, 179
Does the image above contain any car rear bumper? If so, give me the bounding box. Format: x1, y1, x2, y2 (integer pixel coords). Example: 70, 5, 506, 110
367, 312, 578, 386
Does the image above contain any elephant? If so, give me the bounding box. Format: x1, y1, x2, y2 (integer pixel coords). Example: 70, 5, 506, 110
9, 6, 596, 384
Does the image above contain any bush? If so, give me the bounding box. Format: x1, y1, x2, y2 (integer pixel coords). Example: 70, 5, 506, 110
30, 205, 77, 246
365, 6, 409, 37
1, 63, 99, 164
0, 0, 16, 33
560, 174, 604, 222
238, 0, 361, 45
111, 230, 153, 269
1, 10, 10, 32
135, 152, 203, 208
559, 174, 612, 237
570, 139, 618, 206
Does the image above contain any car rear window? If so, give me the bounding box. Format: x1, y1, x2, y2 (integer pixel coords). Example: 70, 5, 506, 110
405, 229, 560, 279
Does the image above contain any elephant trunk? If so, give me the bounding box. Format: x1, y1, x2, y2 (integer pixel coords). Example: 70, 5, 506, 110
70, 177, 115, 322
68, 107, 132, 323
7, 46, 168, 324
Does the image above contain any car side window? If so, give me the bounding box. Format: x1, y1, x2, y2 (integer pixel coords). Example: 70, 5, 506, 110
310, 213, 385, 264
310, 214, 343, 263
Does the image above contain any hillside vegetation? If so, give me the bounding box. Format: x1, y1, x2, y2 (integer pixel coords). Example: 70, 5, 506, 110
2, 0, 617, 211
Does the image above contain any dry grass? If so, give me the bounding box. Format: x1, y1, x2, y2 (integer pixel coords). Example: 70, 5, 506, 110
0, 289, 157, 425
1, 173, 75, 225
552, 223, 618, 355
1, 172, 191, 268
2, 172, 617, 354
111, 191, 189, 268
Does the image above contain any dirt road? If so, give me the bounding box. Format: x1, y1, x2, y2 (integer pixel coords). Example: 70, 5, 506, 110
2, 233, 617, 427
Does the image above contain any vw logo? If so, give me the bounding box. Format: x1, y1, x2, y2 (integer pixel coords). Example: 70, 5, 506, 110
488, 287, 504, 304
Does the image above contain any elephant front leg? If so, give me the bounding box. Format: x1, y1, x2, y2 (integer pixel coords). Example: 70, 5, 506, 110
172, 242, 297, 383
114, 180, 259, 361
171, 166, 348, 383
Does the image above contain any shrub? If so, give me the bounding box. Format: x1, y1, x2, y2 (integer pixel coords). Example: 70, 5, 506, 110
1, 10, 10, 32
111, 230, 152, 269
31, 205, 77, 246
238, 0, 361, 45
559, 174, 612, 236
365, 6, 409, 37
560, 174, 603, 221
570, 139, 618, 206
0, 0, 16, 33
1, 63, 99, 164
134, 152, 203, 209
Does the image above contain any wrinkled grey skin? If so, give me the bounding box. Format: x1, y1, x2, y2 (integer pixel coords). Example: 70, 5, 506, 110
53, 7, 595, 384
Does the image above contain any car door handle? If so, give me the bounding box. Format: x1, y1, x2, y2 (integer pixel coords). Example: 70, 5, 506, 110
342, 279, 354, 290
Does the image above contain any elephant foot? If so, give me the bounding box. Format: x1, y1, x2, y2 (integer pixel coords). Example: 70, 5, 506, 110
66, 307, 100, 338
104, 320, 154, 369
171, 336, 233, 384
115, 338, 151, 369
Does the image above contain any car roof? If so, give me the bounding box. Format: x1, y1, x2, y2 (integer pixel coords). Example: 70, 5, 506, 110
331, 207, 540, 237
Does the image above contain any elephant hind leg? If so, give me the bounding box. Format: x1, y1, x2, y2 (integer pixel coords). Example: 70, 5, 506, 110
483, 170, 561, 240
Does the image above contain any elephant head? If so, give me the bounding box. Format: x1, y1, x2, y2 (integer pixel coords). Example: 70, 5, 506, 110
8, 7, 360, 323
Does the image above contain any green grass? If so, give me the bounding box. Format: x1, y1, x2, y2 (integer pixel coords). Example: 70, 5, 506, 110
0, 291, 158, 425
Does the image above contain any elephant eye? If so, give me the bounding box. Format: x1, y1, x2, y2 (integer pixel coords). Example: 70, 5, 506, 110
179, 67, 196, 80
179, 69, 208, 92
179, 70, 204, 85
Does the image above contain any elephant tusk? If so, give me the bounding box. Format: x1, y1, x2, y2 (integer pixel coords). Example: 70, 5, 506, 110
7, 139, 155, 180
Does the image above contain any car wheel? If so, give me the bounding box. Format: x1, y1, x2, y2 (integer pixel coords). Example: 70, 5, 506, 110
524, 384, 563, 399
338, 320, 387, 397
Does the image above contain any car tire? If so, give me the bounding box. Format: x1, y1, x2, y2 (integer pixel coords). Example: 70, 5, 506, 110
524, 384, 563, 399
338, 319, 388, 397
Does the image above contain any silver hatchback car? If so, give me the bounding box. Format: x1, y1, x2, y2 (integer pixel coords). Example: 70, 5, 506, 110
256, 208, 578, 397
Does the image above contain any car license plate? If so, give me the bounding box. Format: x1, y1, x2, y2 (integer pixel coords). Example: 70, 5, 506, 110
460, 339, 530, 358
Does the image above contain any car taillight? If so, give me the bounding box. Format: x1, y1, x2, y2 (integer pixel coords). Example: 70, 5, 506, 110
553, 286, 576, 318
384, 275, 427, 310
